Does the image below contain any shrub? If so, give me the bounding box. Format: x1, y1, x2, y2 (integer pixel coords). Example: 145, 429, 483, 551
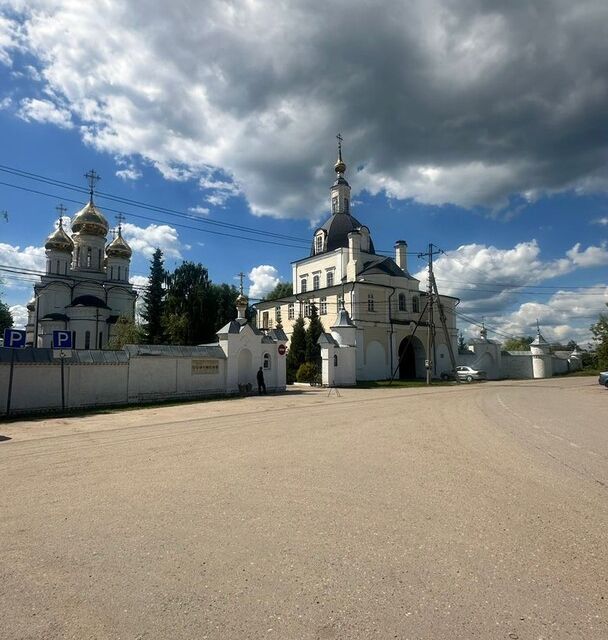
296, 362, 319, 383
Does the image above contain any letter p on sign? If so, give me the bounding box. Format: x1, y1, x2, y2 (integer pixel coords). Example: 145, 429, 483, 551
53, 330, 73, 349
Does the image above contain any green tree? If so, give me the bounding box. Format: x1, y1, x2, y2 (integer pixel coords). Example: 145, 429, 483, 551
211, 283, 240, 330
162, 262, 215, 345
457, 331, 467, 353
286, 315, 306, 383
263, 282, 293, 301
0, 297, 13, 334
108, 316, 144, 349
503, 336, 534, 351
590, 307, 608, 370
141, 248, 166, 344
305, 304, 324, 365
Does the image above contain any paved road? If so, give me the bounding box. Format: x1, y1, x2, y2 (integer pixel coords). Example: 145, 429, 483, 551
1, 378, 607, 639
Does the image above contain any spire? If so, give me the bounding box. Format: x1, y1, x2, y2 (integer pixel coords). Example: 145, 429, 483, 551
84, 169, 101, 203
235, 271, 248, 324
334, 133, 346, 175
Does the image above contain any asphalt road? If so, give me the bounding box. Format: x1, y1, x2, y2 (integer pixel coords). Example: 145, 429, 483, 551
1, 377, 607, 639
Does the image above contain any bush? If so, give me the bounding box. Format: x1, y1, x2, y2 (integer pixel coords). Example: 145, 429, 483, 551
296, 362, 319, 383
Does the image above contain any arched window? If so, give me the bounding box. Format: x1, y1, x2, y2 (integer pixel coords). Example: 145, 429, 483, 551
84, 330, 91, 350
333, 354, 338, 367
313, 274, 320, 290
413, 296, 420, 313
398, 293, 406, 312
110, 266, 114, 280
263, 353, 271, 370
315, 234, 324, 254
326, 271, 334, 288
332, 196, 339, 213
117, 266, 121, 280
344, 198, 350, 213
86, 247, 92, 267
300, 278, 307, 293
367, 293, 375, 312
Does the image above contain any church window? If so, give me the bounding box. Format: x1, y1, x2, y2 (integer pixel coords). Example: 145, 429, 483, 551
344, 198, 350, 213
125, 267, 129, 280
332, 196, 339, 214
413, 296, 420, 313
76, 247, 80, 266
300, 278, 307, 293
288, 303, 294, 320
326, 271, 334, 288
85, 330, 91, 350
110, 266, 114, 280
275, 306, 281, 323
56, 260, 60, 274
98, 332, 103, 349
313, 274, 320, 290
398, 293, 406, 312
334, 354, 338, 367
367, 293, 375, 312
262, 311, 269, 329
117, 266, 121, 280
315, 234, 324, 254
320, 297, 327, 315
303, 302, 312, 317
86, 247, 92, 267
263, 353, 271, 370
98, 248, 102, 267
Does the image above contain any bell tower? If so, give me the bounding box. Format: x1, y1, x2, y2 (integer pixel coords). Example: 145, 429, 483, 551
330, 133, 351, 215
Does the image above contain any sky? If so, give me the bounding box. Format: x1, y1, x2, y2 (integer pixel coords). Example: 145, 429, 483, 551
1, 0, 607, 346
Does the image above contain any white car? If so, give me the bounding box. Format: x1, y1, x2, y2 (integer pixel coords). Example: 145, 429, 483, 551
455, 365, 486, 382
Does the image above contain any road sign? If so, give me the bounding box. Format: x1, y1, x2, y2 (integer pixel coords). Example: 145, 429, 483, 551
3, 328, 26, 348
52, 330, 73, 349
278, 344, 287, 356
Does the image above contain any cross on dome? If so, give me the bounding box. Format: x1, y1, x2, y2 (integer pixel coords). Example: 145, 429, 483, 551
55, 203, 67, 228
84, 169, 101, 202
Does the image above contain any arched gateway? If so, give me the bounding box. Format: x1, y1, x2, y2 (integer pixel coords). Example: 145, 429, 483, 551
398, 335, 425, 379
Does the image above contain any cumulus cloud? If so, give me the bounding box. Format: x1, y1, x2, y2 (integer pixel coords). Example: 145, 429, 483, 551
17, 98, 73, 129
116, 165, 142, 181
0, 14, 19, 66
0, 242, 45, 272
4, 1, 608, 218
129, 274, 149, 288
248, 264, 280, 299
9, 304, 28, 328
188, 205, 210, 217
592, 217, 608, 226
121, 222, 184, 259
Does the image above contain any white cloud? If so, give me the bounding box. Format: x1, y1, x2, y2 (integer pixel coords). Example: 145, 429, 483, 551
8, 304, 28, 328
120, 221, 184, 258
0, 242, 45, 272
0, 15, 19, 66
566, 243, 608, 268
188, 205, 210, 216
0, 96, 12, 110
248, 264, 280, 299
129, 274, 148, 288
591, 217, 608, 226
17, 98, 74, 129
116, 166, 142, 181
6, 1, 608, 218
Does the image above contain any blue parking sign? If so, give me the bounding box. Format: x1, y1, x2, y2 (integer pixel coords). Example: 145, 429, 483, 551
3, 328, 26, 348
52, 330, 73, 349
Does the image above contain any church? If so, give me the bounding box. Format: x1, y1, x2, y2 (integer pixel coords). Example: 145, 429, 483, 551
25, 172, 137, 349
254, 141, 459, 381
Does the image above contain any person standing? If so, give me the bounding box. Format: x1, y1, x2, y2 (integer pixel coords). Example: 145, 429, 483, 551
257, 366, 267, 395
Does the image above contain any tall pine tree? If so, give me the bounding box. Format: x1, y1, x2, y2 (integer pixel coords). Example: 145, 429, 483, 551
286, 315, 306, 383
305, 304, 324, 365
141, 248, 166, 344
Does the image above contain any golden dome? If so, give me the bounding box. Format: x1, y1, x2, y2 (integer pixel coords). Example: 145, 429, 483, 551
334, 157, 346, 174
236, 293, 248, 305
106, 230, 132, 259
44, 222, 74, 253
71, 201, 109, 236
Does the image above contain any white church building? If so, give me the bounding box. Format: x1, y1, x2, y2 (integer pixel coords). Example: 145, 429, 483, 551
254, 141, 459, 381
25, 174, 137, 350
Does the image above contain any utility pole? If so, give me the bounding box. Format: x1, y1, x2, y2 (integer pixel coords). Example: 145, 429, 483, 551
419, 243, 442, 385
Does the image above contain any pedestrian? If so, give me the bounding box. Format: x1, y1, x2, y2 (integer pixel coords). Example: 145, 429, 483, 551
257, 366, 267, 395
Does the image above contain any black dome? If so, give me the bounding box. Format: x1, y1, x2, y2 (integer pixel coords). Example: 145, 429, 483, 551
311, 213, 375, 256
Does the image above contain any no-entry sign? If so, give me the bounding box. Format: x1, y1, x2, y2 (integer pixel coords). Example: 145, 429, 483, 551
278, 344, 286, 356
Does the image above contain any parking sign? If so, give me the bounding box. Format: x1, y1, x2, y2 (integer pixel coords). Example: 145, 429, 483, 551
3, 328, 26, 348
52, 330, 73, 350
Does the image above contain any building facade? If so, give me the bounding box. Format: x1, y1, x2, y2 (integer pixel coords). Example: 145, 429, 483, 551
26, 189, 136, 349
255, 143, 459, 381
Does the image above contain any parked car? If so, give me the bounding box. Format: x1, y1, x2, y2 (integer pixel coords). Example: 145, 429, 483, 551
599, 371, 608, 388
455, 365, 486, 382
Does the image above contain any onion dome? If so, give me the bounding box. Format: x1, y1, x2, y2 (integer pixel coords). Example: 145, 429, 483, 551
334, 156, 346, 175
44, 220, 74, 252
106, 228, 132, 259
71, 201, 109, 236
26, 298, 35, 312
236, 293, 248, 306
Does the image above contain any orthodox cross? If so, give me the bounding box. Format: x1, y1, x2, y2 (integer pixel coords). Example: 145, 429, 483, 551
55, 203, 67, 227
84, 169, 101, 201
115, 213, 125, 230
336, 132, 343, 156
237, 271, 245, 295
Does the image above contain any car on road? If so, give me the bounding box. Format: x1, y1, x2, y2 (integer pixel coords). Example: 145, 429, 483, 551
455, 365, 486, 382
599, 371, 608, 388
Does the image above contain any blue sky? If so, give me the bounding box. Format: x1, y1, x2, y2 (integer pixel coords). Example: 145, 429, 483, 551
1, 1, 607, 345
